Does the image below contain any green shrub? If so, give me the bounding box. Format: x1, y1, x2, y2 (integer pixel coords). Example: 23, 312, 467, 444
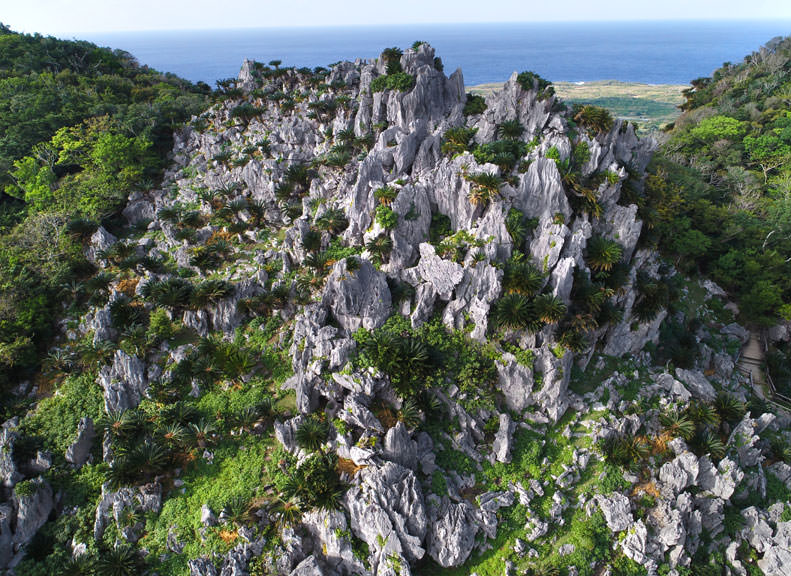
429, 212, 452, 244
545, 146, 561, 161
14, 479, 37, 498
463, 94, 487, 116
441, 126, 477, 156
370, 72, 415, 93
375, 205, 399, 229
20, 372, 103, 454
281, 453, 343, 510
474, 139, 527, 172
146, 308, 176, 343
574, 105, 615, 135
516, 70, 553, 99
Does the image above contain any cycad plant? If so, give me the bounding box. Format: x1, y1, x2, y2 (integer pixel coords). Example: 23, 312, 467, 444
190, 280, 234, 308
223, 494, 251, 527
497, 119, 524, 140
315, 208, 349, 233
131, 438, 169, 477
557, 325, 588, 353
302, 229, 322, 253
659, 409, 696, 442
398, 398, 423, 429
686, 401, 721, 429
98, 410, 136, 440
94, 544, 142, 576
365, 234, 393, 265
189, 418, 217, 449
466, 172, 503, 207
573, 105, 614, 135
585, 236, 623, 274
697, 430, 726, 460
160, 423, 188, 449
713, 392, 746, 425
490, 294, 541, 332
503, 257, 545, 297
141, 278, 194, 310
270, 497, 302, 528
532, 294, 567, 324
305, 251, 332, 274
441, 126, 477, 156
295, 416, 330, 453
374, 185, 399, 206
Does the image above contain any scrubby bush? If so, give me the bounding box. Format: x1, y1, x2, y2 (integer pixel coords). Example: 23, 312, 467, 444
370, 72, 415, 93
463, 93, 487, 116
441, 126, 477, 156
574, 105, 615, 135
375, 205, 399, 229
516, 70, 553, 100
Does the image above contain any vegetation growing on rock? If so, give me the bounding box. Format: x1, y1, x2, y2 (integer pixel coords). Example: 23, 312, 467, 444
0, 29, 789, 576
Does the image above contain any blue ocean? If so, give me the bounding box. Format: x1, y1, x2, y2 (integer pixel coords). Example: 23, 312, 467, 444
82, 21, 791, 86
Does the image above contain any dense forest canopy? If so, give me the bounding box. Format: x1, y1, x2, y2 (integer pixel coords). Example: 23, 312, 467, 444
0, 25, 210, 399
641, 35, 791, 326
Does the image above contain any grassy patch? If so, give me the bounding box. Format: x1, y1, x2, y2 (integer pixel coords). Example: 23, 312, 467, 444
142, 436, 274, 574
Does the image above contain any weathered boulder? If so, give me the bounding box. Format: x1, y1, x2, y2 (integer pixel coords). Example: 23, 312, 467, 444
741, 506, 774, 553
655, 503, 686, 550
413, 243, 464, 300
427, 499, 478, 568
339, 394, 384, 433
0, 422, 21, 489
492, 413, 514, 464
529, 219, 569, 273
595, 492, 633, 532
675, 369, 717, 402
301, 508, 363, 575
728, 414, 765, 468
533, 347, 571, 422
322, 258, 391, 334
758, 521, 791, 576
65, 417, 95, 467
621, 520, 653, 566
512, 158, 572, 223
346, 462, 427, 568
201, 504, 218, 527
86, 226, 117, 265
0, 505, 13, 569
496, 353, 533, 413
189, 558, 218, 576
600, 204, 642, 263
659, 450, 699, 496
289, 556, 326, 576
383, 422, 418, 470
97, 349, 148, 412
698, 456, 743, 500
442, 261, 502, 341
13, 477, 54, 547
217, 538, 266, 576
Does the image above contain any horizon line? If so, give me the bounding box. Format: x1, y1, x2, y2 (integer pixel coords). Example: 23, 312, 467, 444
18, 17, 791, 38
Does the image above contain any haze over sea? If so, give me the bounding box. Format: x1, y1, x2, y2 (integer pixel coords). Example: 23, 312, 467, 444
82, 21, 791, 87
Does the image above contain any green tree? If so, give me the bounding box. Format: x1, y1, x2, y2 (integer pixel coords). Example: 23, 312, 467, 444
688, 115, 744, 142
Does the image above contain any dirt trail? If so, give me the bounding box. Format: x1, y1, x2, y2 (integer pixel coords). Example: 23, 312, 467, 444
738, 331, 765, 385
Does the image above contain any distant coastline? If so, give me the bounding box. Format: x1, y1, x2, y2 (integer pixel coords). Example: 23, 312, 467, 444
470, 80, 687, 130
82, 20, 791, 86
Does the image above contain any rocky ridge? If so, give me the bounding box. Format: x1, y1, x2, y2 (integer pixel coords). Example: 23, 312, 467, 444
2, 43, 790, 576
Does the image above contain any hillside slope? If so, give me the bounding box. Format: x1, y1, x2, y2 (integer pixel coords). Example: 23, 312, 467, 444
2, 42, 790, 576
0, 26, 209, 404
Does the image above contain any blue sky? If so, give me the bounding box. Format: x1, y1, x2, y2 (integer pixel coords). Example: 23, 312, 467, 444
3, 0, 790, 35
